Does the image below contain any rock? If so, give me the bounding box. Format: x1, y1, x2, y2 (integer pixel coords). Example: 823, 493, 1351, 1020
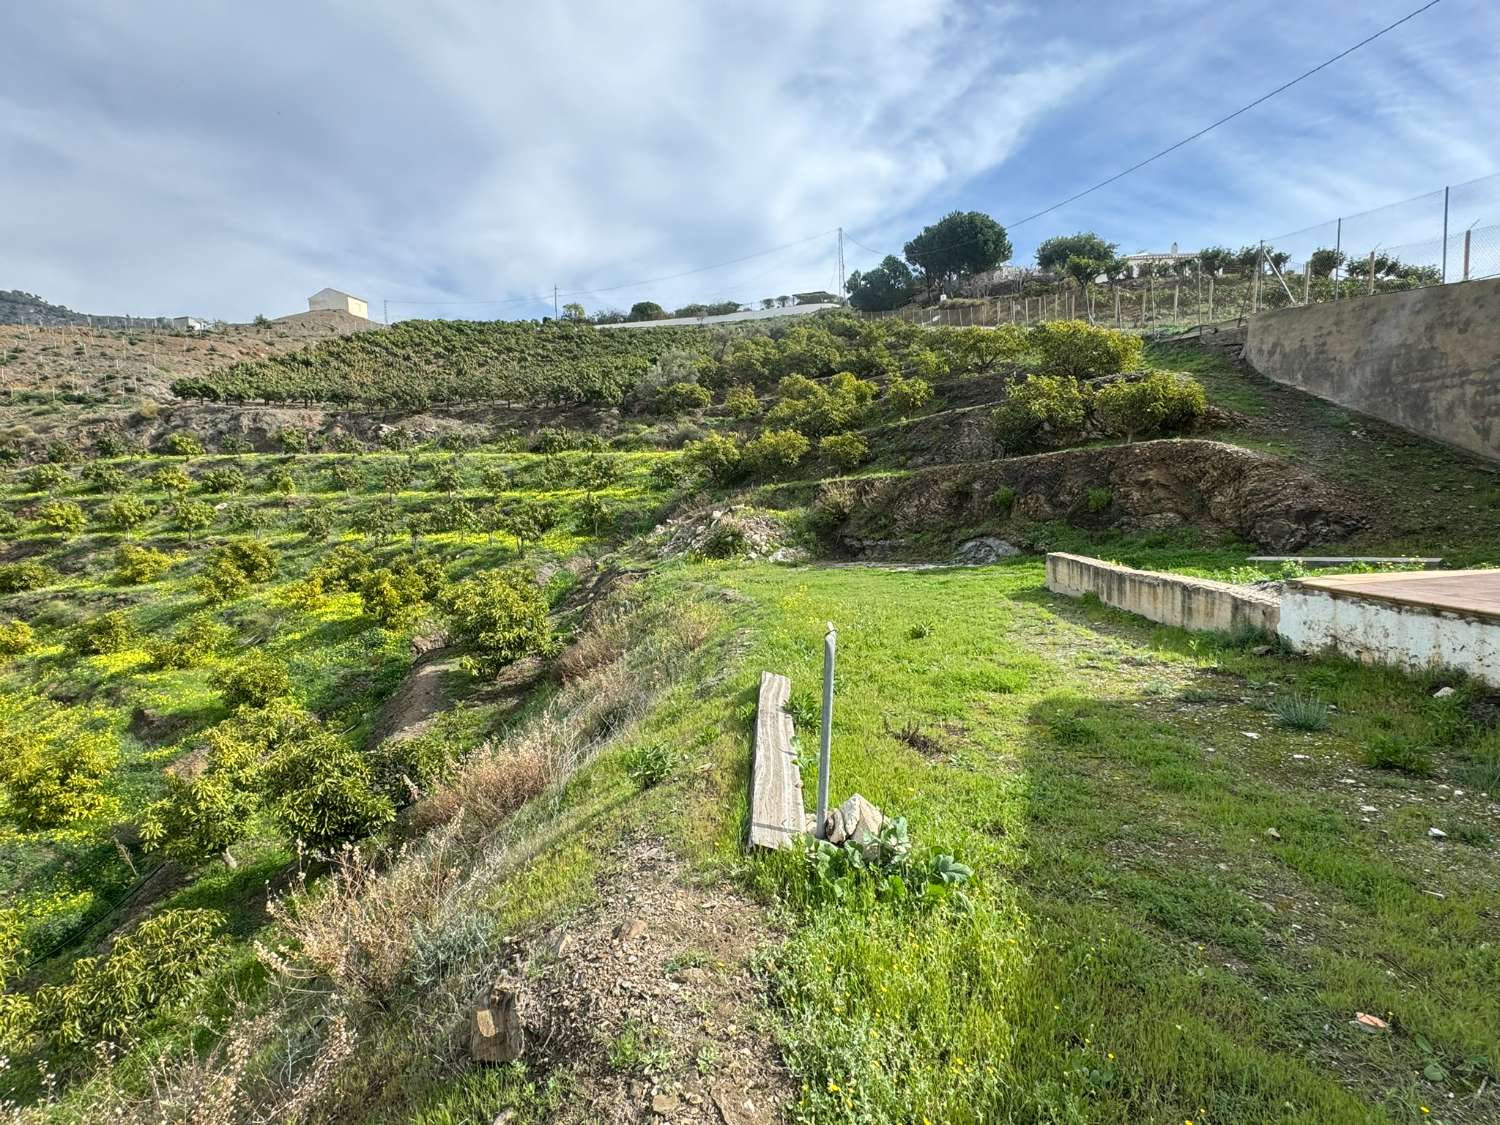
952, 537, 1021, 565
1264, 827, 1282, 841
411, 629, 449, 657
1433, 686, 1456, 699
1251, 645, 1273, 656
1428, 826, 1448, 840
469, 979, 524, 1064
1241, 731, 1261, 740
823, 806, 848, 846
650, 1092, 679, 1116
1353, 1011, 1389, 1032
1360, 804, 1378, 813
838, 794, 885, 850
614, 916, 648, 943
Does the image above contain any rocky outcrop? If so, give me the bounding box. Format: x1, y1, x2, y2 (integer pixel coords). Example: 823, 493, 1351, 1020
827, 439, 1367, 553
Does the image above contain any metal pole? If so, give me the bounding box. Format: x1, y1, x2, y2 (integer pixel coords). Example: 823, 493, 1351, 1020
1441, 186, 1450, 283
815, 622, 836, 839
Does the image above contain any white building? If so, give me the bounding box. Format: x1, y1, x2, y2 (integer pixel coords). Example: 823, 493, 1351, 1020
169, 316, 209, 331
307, 288, 369, 319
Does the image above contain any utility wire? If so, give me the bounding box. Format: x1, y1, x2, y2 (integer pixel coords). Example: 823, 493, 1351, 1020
847, 0, 1443, 263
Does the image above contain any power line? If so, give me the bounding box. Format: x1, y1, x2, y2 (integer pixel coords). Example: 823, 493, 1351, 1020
1006, 0, 1444, 231
847, 0, 1443, 264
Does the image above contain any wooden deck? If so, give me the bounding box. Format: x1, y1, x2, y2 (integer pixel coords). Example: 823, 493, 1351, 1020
748, 671, 806, 851
1295, 568, 1500, 622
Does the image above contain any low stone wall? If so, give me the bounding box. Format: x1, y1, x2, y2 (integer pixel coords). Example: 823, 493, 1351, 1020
1045, 552, 1280, 635
1279, 578, 1500, 688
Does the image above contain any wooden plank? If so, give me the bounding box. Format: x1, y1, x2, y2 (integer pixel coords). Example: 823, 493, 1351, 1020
748, 671, 805, 851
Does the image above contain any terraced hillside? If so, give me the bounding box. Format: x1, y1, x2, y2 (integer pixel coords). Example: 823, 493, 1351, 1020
0, 313, 1495, 1123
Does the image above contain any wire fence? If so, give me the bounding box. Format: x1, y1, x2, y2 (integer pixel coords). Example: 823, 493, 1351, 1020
855, 170, 1500, 334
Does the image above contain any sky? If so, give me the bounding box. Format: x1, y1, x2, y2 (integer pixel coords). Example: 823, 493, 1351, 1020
2, 0, 1498, 323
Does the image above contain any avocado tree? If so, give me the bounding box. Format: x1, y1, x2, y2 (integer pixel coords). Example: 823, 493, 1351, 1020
903, 211, 1011, 295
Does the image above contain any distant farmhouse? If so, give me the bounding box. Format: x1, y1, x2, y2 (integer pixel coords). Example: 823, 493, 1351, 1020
792, 290, 841, 305
169, 316, 209, 331
1120, 244, 1198, 277
308, 288, 369, 319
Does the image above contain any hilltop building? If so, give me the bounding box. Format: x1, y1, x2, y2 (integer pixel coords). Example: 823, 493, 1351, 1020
307, 288, 369, 319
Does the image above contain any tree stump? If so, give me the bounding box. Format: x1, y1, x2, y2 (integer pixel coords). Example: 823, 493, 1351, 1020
469, 978, 524, 1064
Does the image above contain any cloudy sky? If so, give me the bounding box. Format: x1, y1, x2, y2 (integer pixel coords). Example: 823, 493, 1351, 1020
3, 0, 1497, 322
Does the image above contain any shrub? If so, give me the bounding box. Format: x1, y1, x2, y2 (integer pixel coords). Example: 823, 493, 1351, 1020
648, 459, 685, 490
149, 465, 194, 494
1030, 320, 1143, 377
0, 619, 33, 656
266, 466, 296, 494
992, 485, 1017, 514
743, 429, 811, 478
276, 428, 310, 452
1093, 370, 1207, 440
140, 767, 258, 862
35, 499, 86, 535
819, 431, 869, 472
32, 909, 224, 1053
991, 374, 1091, 453
198, 466, 247, 493
0, 560, 56, 593
885, 375, 932, 417
215, 538, 276, 582
297, 503, 335, 540
104, 493, 153, 533
431, 458, 464, 493
442, 569, 550, 678
165, 431, 205, 457
1271, 694, 1330, 731
1086, 486, 1112, 513
723, 384, 761, 419
301, 543, 371, 600
904, 349, 950, 381
81, 462, 129, 493
622, 742, 677, 788
359, 555, 445, 626
682, 431, 743, 485
94, 430, 128, 457
0, 697, 120, 829
171, 498, 217, 537
329, 463, 361, 491
948, 324, 1028, 373
212, 653, 293, 710
23, 463, 71, 493
370, 725, 466, 802
147, 613, 230, 670
766, 372, 877, 437
70, 611, 138, 655
261, 729, 394, 847
656, 381, 712, 415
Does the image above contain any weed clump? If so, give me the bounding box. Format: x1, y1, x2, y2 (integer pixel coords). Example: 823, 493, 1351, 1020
1271, 694, 1330, 731
622, 741, 678, 788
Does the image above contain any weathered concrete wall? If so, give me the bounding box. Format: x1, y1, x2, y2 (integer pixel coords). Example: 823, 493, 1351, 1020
1242, 279, 1500, 461
1045, 553, 1280, 635
1280, 580, 1500, 687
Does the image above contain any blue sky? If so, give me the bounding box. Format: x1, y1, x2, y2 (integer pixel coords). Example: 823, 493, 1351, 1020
2, 0, 1496, 322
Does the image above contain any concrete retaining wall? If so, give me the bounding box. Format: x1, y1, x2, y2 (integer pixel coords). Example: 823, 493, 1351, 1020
1045, 552, 1280, 635
1280, 582, 1500, 687
1241, 279, 1500, 462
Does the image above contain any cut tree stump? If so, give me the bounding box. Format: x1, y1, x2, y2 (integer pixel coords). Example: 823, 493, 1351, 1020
748, 671, 804, 851
469, 978, 524, 1064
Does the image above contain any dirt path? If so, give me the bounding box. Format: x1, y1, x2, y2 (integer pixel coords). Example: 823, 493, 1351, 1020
522, 836, 794, 1123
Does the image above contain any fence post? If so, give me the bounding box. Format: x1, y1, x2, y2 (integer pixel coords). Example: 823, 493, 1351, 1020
1464, 229, 1472, 281
1303, 262, 1312, 305
1114, 286, 1121, 327
1333, 217, 1342, 300
1208, 275, 1214, 321
1441, 185, 1450, 283
815, 622, 836, 840
1368, 249, 1376, 296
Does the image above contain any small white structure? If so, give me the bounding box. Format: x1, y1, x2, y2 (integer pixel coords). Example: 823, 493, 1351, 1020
307, 288, 369, 319
169, 316, 209, 331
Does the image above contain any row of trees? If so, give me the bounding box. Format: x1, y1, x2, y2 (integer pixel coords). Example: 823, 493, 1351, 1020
845, 211, 1012, 312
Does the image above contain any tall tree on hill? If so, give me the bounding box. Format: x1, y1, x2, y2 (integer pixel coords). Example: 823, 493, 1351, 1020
1035, 232, 1117, 274
628, 301, 667, 321
845, 256, 917, 312
903, 211, 1011, 296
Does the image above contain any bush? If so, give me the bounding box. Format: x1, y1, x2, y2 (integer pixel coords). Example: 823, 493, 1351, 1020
149, 466, 194, 494
656, 381, 712, 415
261, 728, 394, 848
360, 555, 445, 626
215, 538, 276, 582
743, 429, 811, 478
35, 499, 86, 535
819, 431, 869, 472
299, 543, 371, 601
198, 466, 247, 493
195, 556, 250, 605
170, 498, 217, 537
212, 653, 293, 710
1093, 370, 1207, 440
723, 384, 761, 419
442, 569, 550, 678
1364, 733, 1433, 776
1086, 487, 1112, 513
0, 697, 120, 829
991, 374, 1091, 453
682, 431, 743, 485
885, 375, 932, 417
23, 463, 71, 493
622, 742, 677, 788
1030, 320, 1143, 377
766, 372, 877, 437
147, 613, 229, 670
992, 485, 1017, 514
70, 611, 138, 655
0, 619, 33, 656
104, 494, 153, 532
0, 560, 56, 593
32, 908, 224, 1053
165, 431, 205, 457
81, 462, 129, 493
